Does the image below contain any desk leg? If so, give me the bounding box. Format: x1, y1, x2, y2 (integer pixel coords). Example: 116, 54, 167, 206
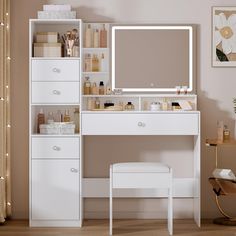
215, 146, 218, 168
194, 134, 201, 227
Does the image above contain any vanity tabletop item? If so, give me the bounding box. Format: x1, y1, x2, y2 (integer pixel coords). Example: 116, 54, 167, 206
205, 138, 236, 146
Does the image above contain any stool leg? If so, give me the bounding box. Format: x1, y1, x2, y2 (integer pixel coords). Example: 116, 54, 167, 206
168, 174, 173, 235
109, 168, 113, 235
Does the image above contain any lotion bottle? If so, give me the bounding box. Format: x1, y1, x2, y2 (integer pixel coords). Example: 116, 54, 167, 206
93, 29, 99, 48
100, 53, 105, 72
100, 24, 107, 48
85, 24, 92, 48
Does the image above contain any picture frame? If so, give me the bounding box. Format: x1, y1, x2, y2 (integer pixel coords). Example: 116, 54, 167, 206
212, 6, 236, 67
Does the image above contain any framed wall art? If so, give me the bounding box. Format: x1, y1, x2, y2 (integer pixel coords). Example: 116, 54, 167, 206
213, 6, 236, 67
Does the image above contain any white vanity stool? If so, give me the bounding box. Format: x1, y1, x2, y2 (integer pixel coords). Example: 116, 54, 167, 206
109, 162, 173, 235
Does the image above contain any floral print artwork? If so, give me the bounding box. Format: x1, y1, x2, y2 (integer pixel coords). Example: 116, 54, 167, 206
213, 7, 236, 66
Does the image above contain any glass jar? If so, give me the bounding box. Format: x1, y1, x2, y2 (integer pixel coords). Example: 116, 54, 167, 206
124, 102, 135, 110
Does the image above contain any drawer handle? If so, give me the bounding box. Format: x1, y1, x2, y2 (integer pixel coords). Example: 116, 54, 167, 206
52, 146, 61, 151
70, 168, 78, 173
52, 90, 61, 95
52, 68, 61, 73
138, 122, 145, 127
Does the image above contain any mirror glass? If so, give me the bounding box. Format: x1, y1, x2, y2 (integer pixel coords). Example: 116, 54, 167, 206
111, 25, 193, 92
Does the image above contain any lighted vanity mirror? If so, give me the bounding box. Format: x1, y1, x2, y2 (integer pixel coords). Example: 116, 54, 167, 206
111, 25, 194, 92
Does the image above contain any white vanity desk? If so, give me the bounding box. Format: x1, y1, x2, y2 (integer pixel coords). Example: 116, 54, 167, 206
81, 108, 201, 227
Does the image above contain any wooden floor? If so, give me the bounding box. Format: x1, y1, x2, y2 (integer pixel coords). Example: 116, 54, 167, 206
0, 219, 236, 236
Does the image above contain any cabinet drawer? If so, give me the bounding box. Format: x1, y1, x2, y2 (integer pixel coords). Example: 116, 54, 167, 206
31, 59, 80, 82
32, 137, 80, 159
31, 159, 80, 220
82, 113, 199, 135
32, 82, 80, 104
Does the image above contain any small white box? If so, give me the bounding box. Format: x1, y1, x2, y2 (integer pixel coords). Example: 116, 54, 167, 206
43, 4, 71, 11
34, 43, 61, 57
36, 32, 58, 43
37, 11, 76, 19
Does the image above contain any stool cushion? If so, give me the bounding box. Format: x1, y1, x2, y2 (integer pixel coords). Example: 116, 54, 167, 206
112, 162, 170, 173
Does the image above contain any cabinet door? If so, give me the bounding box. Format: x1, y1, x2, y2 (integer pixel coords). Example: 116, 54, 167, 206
32, 59, 80, 82
31, 160, 79, 220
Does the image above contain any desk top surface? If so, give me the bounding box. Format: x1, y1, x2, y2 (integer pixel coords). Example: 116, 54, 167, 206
206, 138, 236, 147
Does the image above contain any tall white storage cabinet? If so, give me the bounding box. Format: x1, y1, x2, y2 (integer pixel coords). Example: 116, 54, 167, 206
29, 19, 82, 227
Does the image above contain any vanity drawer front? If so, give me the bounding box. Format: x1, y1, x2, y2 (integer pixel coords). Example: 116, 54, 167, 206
31, 59, 80, 81
32, 137, 80, 159
82, 113, 199, 135
32, 82, 80, 104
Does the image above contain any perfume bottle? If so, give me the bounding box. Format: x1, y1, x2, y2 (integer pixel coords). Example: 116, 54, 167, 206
92, 54, 99, 72
91, 82, 99, 95
64, 110, 71, 122
99, 81, 105, 95
84, 76, 91, 95
124, 102, 135, 110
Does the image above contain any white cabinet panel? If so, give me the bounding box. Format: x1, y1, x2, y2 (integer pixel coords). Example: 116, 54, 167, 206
82, 113, 199, 135
31, 160, 80, 220
32, 82, 80, 104
32, 137, 80, 159
32, 59, 80, 81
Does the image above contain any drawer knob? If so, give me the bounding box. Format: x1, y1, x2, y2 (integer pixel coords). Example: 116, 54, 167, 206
138, 122, 145, 127
52, 90, 61, 95
52, 68, 61, 73
52, 146, 61, 151
70, 168, 78, 173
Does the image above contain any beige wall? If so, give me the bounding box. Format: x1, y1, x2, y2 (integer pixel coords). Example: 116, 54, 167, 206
11, 0, 236, 219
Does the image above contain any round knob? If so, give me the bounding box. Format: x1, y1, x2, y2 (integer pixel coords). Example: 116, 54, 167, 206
52, 68, 61, 73
138, 122, 143, 127
70, 168, 78, 173
52, 90, 61, 95
52, 146, 61, 151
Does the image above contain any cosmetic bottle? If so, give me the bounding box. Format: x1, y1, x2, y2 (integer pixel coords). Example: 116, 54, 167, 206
125, 102, 135, 110
47, 111, 54, 124
95, 98, 100, 109
106, 82, 112, 95
93, 29, 99, 48
223, 125, 230, 141
92, 54, 99, 72
37, 109, 45, 133
84, 53, 92, 72
84, 76, 91, 95
64, 110, 71, 122
99, 81, 105, 95
74, 108, 80, 133
87, 98, 95, 110
55, 110, 63, 122
85, 24, 92, 48
91, 82, 99, 95
100, 53, 105, 72
217, 121, 224, 142
162, 98, 168, 111
100, 24, 107, 48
